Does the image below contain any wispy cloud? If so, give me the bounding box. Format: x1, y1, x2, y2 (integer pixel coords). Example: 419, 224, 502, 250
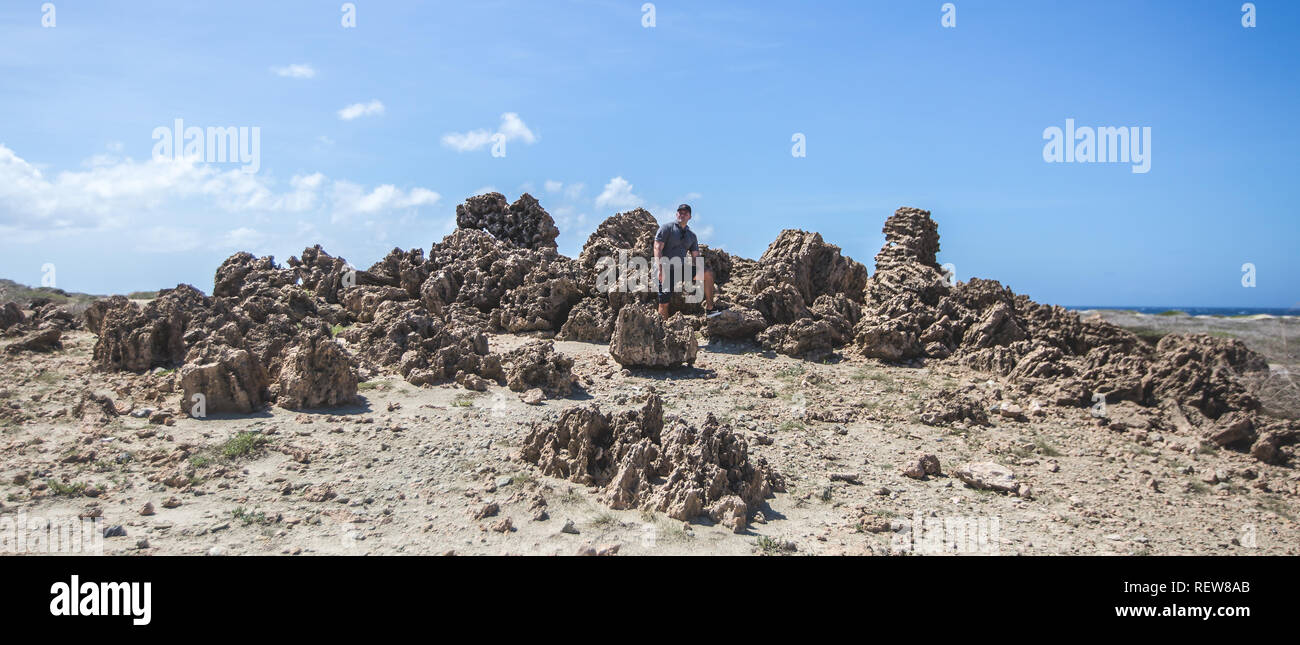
338, 100, 385, 121
0, 143, 439, 244
271, 63, 316, 79
441, 112, 537, 152
594, 176, 640, 210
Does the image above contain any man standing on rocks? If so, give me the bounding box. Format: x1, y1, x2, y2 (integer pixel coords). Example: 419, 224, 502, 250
654, 204, 715, 318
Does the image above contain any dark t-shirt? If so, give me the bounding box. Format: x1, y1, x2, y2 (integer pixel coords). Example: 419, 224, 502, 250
655, 221, 699, 258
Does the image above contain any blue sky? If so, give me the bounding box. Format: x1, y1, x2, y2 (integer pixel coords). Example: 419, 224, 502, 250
1, 0, 1296, 308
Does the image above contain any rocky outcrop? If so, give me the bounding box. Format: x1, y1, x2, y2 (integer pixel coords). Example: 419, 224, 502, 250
343, 300, 501, 388
499, 341, 577, 396
704, 306, 766, 340
609, 304, 698, 368
557, 298, 615, 343
517, 394, 783, 532
91, 285, 209, 372
275, 326, 359, 410
4, 327, 62, 354
0, 301, 26, 331
492, 258, 584, 333
750, 229, 867, 306
455, 192, 559, 250
179, 339, 269, 416
918, 390, 990, 427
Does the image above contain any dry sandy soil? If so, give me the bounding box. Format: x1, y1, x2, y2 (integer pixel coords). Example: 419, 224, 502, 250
2, 312, 1297, 556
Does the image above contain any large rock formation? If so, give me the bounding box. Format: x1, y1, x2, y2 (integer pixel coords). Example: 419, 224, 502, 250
274, 326, 359, 410
76, 191, 1289, 467
179, 338, 270, 416
608, 304, 698, 368
517, 394, 784, 532
455, 192, 560, 250
847, 206, 1282, 462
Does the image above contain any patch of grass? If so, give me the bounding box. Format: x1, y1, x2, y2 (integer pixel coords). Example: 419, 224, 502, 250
755, 535, 783, 555
220, 432, 267, 460
46, 480, 86, 497
1129, 444, 1157, 457
450, 394, 477, 407
591, 511, 619, 528
329, 323, 349, 337
1034, 437, 1063, 457
558, 489, 585, 506
1156, 310, 1187, 317
1186, 480, 1209, 495
35, 370, 61, 385
230, 506, 274, 526
189, 454, 213, 468
126, 291, 158, 300
775, 364, 806, 380
358, 380, 384, 391
778, 420, 804, 432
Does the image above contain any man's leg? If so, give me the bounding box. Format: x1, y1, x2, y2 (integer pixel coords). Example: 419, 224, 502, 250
657, 262, 673, 318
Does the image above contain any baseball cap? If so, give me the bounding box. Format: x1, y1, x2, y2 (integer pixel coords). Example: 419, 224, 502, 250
676, 204, 692, 213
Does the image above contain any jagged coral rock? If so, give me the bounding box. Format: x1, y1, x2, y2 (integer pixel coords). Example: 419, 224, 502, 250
275, 326, 359, 410
455, 192, 559, 250
179, 339, 270, 416
499, 341, 577, 396
518, 395, 783, 532
609, 304, 698, 368
557, 298, 616, 343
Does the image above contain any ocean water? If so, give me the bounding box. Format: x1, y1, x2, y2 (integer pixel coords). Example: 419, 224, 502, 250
1066, 306, 1300, 317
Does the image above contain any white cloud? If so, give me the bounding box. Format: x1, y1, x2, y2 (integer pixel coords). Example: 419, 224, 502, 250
329, 182, 440, 222
441, 113, 538, 152
497, 113, 537, 144
271, 64, 316, 79
338, 100, 385, 121
220, 227, 266, 249
694, 224, 714, 243
594, 176, 640, 211
0, 143, 440, 241
544, 180, 563, 193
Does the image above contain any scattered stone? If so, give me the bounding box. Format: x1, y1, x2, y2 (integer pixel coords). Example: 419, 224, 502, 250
953, 462, 1021, 495
902, 454, 942, 480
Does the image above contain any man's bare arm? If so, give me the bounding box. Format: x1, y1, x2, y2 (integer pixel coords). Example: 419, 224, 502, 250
654, 241, 665, 280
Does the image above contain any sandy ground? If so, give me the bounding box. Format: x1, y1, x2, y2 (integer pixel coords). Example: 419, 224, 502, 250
2, 316, 1298, 556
